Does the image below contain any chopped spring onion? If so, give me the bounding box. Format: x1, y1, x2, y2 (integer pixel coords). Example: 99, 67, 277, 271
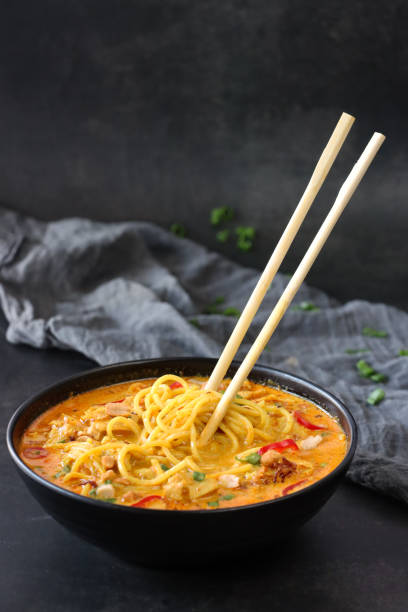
399, 349, 408, 356
345, 348, 370, 355
211, 206, 233, 226
362, 327, 388, 338
371, 373, 388, 383
170, 223, 186, 238
216, 229, 230, 243
207, 500, 220, 508
235, 226, 255, 252
356, 360, 376, 378
356, 360, 388, 383
193, 471, 206, 482
236, 452, 261, 465
292, 301, 320, 312
219, 494, 235, 501
189, 319, 200, 328
367, 388, 385, 405
223, 307, 240, 317
161, 464, 170, 471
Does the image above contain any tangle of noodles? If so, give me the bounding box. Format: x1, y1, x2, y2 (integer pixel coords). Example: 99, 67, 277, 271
20, 374, 347, 509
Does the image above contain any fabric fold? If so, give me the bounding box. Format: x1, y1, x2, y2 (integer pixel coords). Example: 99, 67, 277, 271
0, 205, 407, 504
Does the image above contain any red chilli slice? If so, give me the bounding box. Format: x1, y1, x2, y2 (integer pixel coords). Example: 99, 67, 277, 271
282, 479, 307, 497
294, 411, 325, 431
23, 447, 49, 459
132, 495, 163, 508
169, 382, 183, 389
258, 438, 299, 455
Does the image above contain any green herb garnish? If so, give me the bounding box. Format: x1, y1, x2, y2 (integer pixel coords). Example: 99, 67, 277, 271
370, 373, 388, 383
207, 500, 219, 508
236, 452, 261, 465
62, 464, 71, 473
203, 297, 239, 317
399, 349, 408, 356
189, 319, 200, 328
170, 223, 186, 238
219, 494, 235, 501
211, 206, 233, 226
216, 229, 230, 243
356, 360, 376, 378
362, 327, 388, 338
320, 463, 328, 467
345, 348, 370, 355
58, 439, 67, 444
292, 301, 320, 312
104, 498, 116, 504
89, 489, 97, 496
356, 360, 388, 383
367, 388, 385, 405
235, 226, 255, 252
161, 464, 170, 471
223, 307, 240, 317
193, 471, 206, 482
104, 479, 112, 484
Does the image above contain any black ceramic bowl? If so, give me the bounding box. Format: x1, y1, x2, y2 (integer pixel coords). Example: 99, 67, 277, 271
7, 357, 357, 567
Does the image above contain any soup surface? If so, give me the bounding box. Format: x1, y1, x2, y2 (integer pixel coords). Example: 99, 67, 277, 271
18, 375, 347, 510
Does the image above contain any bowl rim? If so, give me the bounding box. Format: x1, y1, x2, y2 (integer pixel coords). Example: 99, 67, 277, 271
6, 356, 358, 516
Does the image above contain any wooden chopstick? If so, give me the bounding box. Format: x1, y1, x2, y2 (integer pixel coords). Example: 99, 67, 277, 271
200, 132, 385, 445
205, 112, 355, 392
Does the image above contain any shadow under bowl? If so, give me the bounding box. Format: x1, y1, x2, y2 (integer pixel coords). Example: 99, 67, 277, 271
7, 357, 357, 567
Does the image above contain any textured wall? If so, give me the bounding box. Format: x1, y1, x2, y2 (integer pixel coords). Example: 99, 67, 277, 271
0, 1, 407, 307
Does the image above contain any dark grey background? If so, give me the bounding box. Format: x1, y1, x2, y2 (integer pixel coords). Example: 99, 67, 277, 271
0, 1, 406, 309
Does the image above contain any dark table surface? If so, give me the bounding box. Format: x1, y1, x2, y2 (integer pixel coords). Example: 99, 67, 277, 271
1, 313, 407, 612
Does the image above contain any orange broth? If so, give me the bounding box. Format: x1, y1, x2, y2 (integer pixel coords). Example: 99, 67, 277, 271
18, 377, 347, 510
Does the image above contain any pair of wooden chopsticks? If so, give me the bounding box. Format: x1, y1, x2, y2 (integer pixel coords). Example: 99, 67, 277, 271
200, 113, 385, 445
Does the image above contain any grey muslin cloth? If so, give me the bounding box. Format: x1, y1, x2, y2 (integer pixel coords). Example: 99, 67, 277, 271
0, 205, 407, 504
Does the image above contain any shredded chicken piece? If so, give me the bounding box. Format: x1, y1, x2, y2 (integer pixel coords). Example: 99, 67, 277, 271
300, 435, 323, 450
86, 422, 104, 440
218, 474, 240, 488
260, 449, 281, 466
96, 484, 115, 498
122, 491, 136, 503
163, 474, 186, 500
101, 470, 116, 481
76, 435, 92, 443
115, 477, 131, 486
101, 455, 115, 469
105, 403, 131, 417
